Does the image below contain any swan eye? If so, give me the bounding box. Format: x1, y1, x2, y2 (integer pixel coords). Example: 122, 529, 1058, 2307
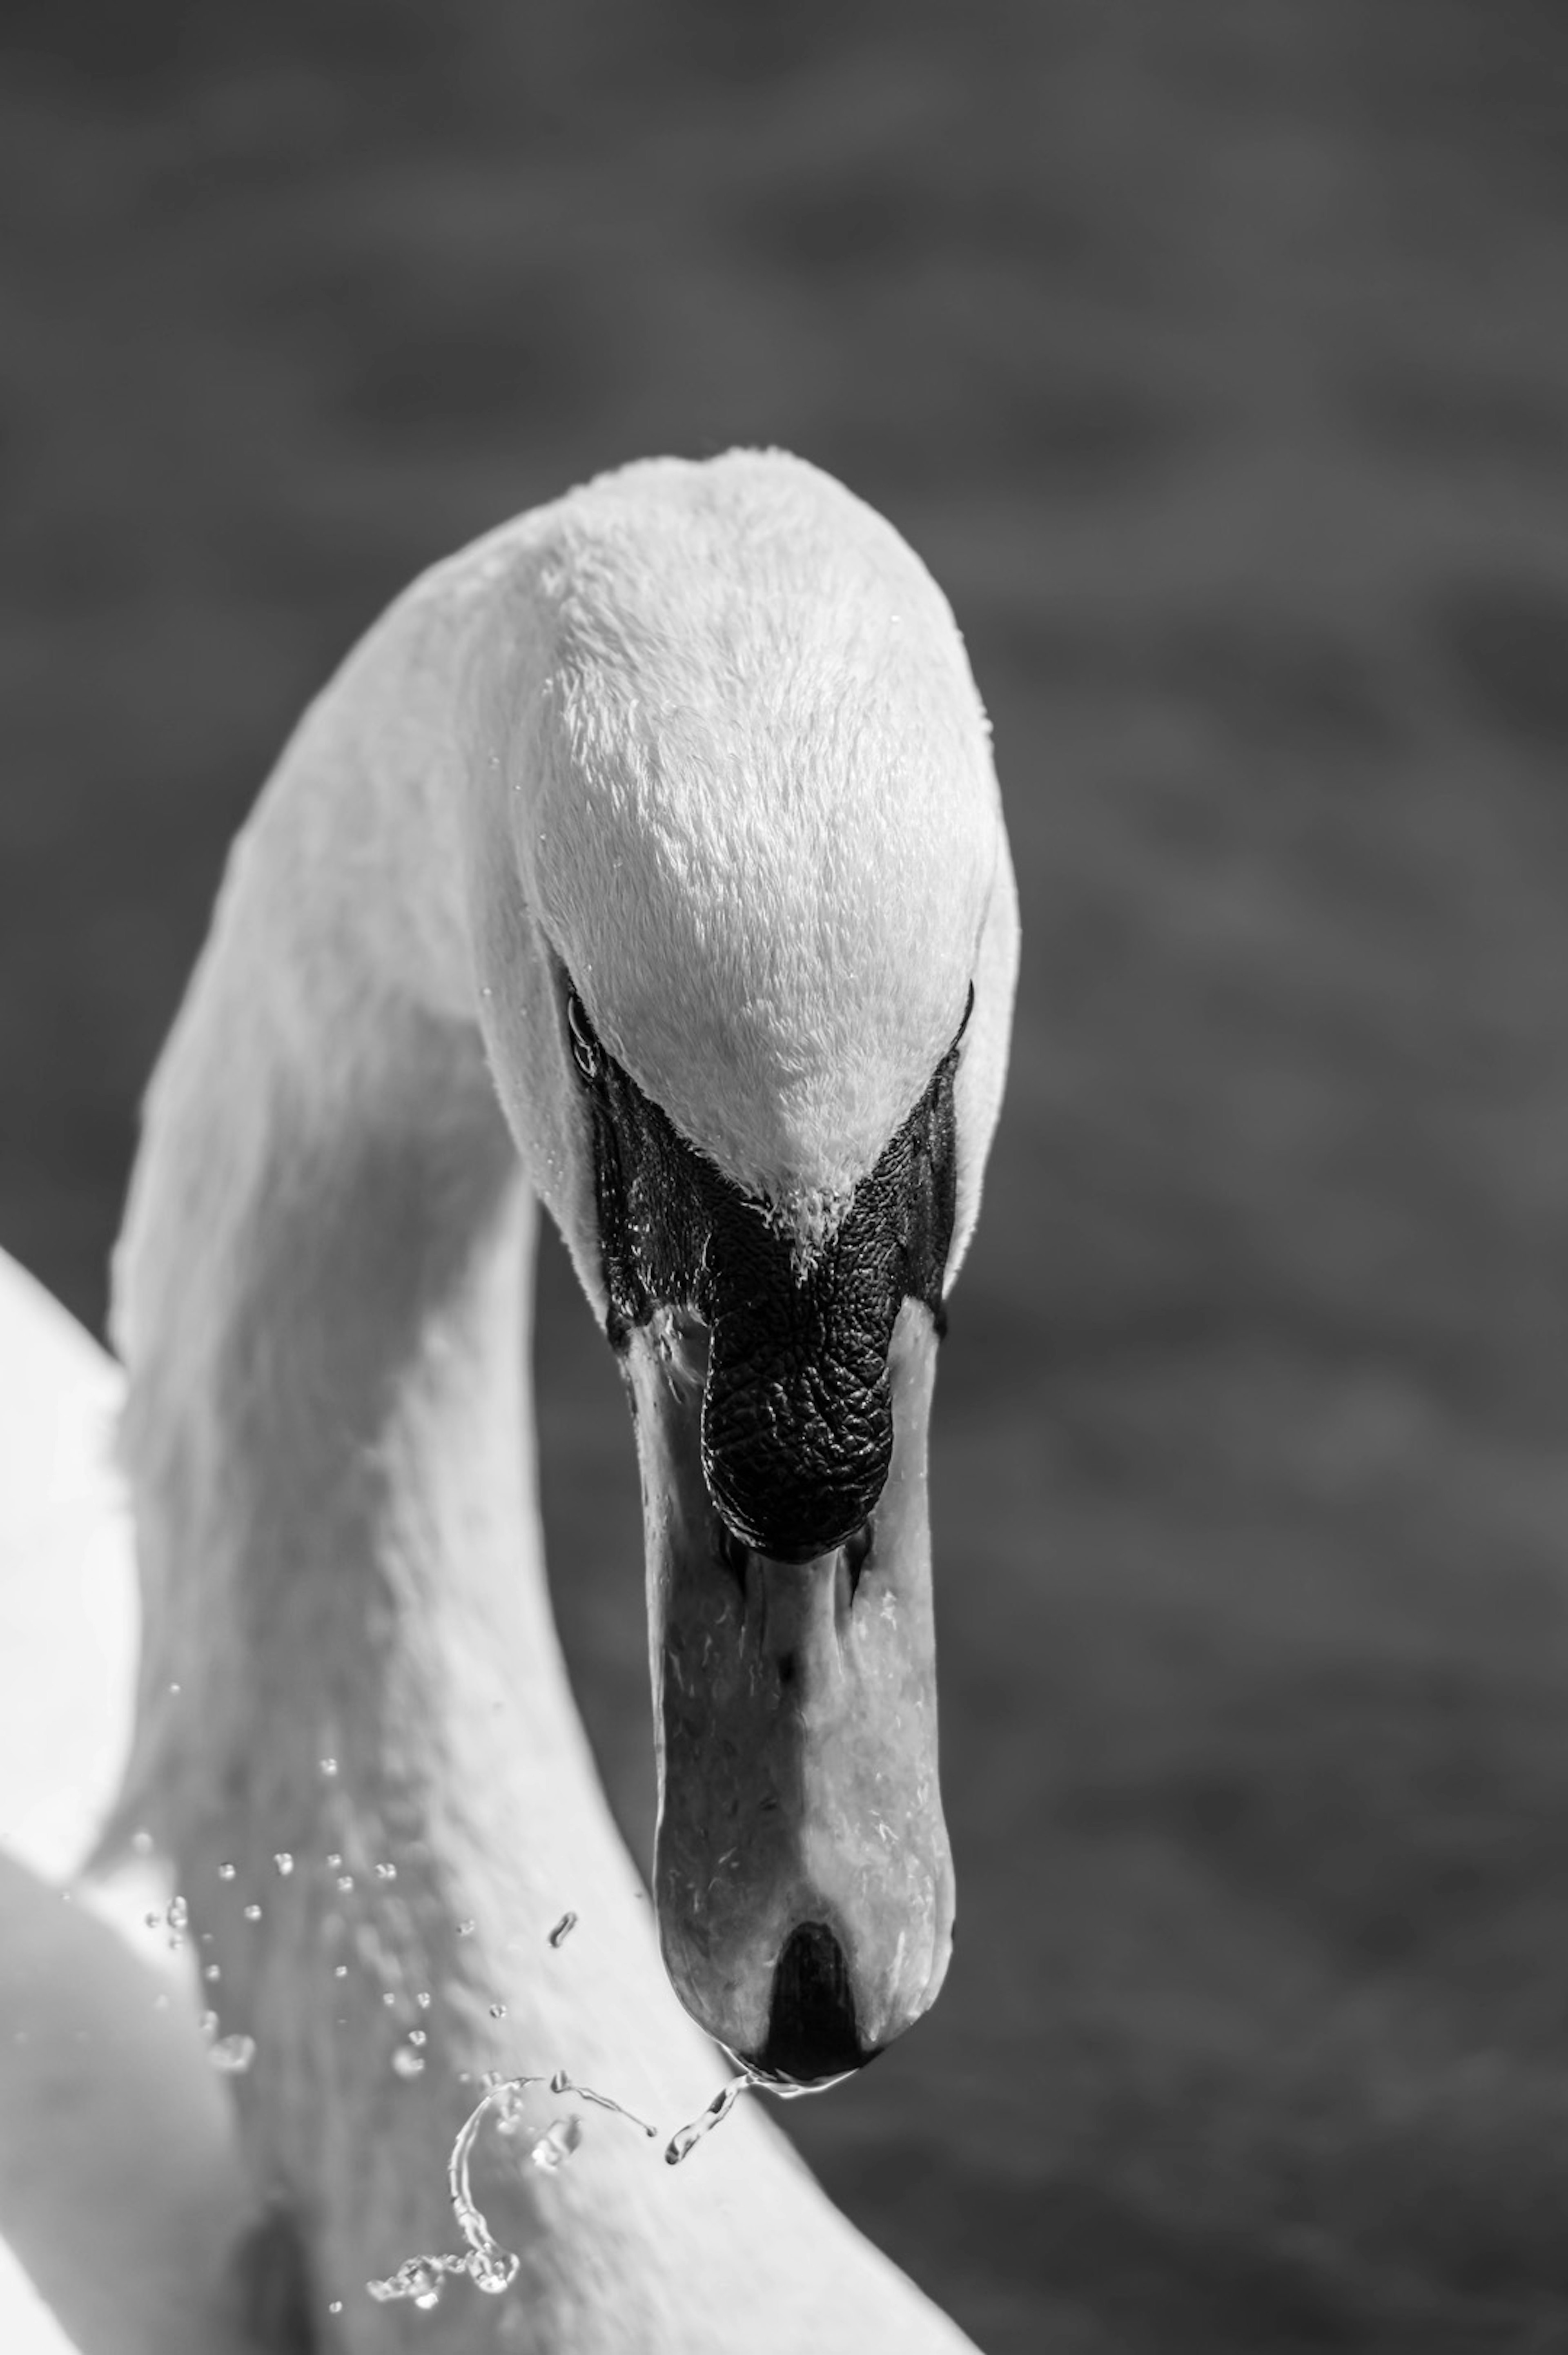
566, 988, 601, 1084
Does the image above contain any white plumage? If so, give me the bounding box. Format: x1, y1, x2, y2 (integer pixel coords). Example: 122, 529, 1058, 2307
0, 453, 1016, 2351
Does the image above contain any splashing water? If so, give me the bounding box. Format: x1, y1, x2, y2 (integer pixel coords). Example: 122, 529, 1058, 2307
529, 2117, 582, 2172
366, 2256, 461, 2312
664, 2077, 749, 2166
663, 2057, 857, 2167
547, 1911, 577, 1947
367, 2065, 656, 2310
547, 2068, 655, 2138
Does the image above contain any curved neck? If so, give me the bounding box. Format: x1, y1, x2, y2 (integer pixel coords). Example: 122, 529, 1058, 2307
106, 606, 715, 2340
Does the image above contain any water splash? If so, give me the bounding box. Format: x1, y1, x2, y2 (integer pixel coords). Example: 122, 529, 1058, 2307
547, 1911, 577, 1947
663, 2058, 856, 2166
664, 2077, 748, 2166
368, 2065, 655, 2310
529, 2117, 582, 2172
366, 2255, 462, 2311
548, 2068, 655, 2139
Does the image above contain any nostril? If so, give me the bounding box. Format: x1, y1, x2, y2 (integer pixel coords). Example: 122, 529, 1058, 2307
753, 1922, 871, 2085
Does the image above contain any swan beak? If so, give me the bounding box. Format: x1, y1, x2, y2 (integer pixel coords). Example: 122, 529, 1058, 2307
628, 1300, 953, 2084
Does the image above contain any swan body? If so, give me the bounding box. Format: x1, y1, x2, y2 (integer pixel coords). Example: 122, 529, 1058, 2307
0, 1251, 252, 2355
7, 450, 1016, 2350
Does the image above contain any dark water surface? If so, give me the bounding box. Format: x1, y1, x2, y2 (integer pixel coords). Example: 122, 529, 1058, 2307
3, 5, 1568, 2348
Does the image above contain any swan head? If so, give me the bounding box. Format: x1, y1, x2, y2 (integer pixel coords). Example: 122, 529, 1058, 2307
472, 450, 1017, 2082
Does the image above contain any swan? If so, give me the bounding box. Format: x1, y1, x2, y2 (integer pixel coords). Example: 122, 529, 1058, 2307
1, 448, 1018, 2351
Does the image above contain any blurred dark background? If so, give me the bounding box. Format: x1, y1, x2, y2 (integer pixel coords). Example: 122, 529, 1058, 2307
4, 4, 1568, 2348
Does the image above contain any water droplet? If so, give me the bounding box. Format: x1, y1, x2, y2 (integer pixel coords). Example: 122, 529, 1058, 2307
456, 1918, 474, 1937
210, 2034, 256, 2074
529, 2116, 583, 2173
326, 1853, 343, 1870
336, 1875, 355, 1893
327, 2300, 343, 2315
319, 1757, 338, 1778
130, 1829, 153, 1857
203, 1963, 222, 1983
273, 1852, 294, 1878
408, 2028, 426, 2048
391, 2047, 425, 2080
665, 2077, 748, 2166
415, 1990, 431, 2010
198, 2010, 219, 2041
375, 1862, 397, 1882
334, 1965, 348, 1979
489, 2003, 506, 2019
144, 1912, 161, 1930
466, 2248, 517, 2296
366, 2257, 449, 2309
243, 1903, 262, 1923
549, 2073, 657, 2137
217, 1862, 236, 1881
168, 1682, 181, 1696
547, 1910, 577, 1948
166, 1895, 189, 1934
382, 1990, 396, 2007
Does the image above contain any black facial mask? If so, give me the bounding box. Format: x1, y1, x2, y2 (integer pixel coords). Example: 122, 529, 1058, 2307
567, 984, 969, 1562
